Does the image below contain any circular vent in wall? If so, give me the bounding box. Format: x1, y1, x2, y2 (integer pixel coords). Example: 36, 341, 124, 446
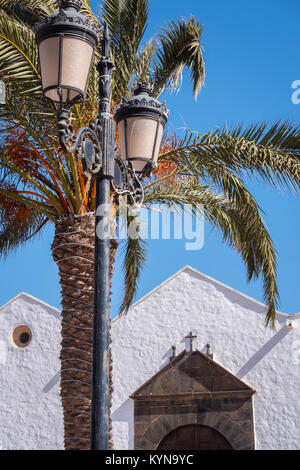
12, 325, 32, 348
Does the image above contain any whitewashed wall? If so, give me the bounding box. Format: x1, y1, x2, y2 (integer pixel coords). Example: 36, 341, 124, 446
111, 266, 300, 450
0, 267, 299, 450
0, 293, 63, 450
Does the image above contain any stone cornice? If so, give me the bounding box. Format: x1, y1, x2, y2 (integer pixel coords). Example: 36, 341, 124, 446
130, 389, 256, 401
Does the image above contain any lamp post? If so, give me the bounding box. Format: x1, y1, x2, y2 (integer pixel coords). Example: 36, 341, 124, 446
35, 0, 169, 450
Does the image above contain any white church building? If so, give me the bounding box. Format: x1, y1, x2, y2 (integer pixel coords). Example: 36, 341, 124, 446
0, 266, 299, 450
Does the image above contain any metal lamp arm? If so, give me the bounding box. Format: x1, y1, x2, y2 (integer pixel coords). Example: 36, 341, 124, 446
112, 154, 144, 206
56, 106, 145, 205
57, 107, 103, 176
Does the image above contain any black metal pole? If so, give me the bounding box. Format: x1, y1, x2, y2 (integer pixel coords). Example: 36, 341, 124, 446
91, 176, 111, 450
91, 24, 115, 450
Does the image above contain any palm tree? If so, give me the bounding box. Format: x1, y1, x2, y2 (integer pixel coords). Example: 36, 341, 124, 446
0, 0, 300, 450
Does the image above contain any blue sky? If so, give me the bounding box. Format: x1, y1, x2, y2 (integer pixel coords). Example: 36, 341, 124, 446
0, 0, 299, 317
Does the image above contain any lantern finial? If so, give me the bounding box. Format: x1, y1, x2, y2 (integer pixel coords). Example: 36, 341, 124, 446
102, 22, 111, 58
58, 0, 82, 11
134, 82, 153, 96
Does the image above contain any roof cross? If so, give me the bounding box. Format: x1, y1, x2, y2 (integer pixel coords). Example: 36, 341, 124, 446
185, 331, 197, 352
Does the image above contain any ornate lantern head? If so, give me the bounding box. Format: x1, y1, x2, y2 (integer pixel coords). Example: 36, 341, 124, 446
114, 83, 169, 174
35, 0, 100, 105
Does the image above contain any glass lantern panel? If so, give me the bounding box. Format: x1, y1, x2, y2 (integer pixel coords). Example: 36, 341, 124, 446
39, 36, 60, 98
39, 36, 93, 103
118, 117, 164, 172
61, 37, 93, 97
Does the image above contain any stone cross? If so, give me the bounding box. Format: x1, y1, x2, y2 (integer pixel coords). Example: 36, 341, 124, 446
185, 331, 197, 352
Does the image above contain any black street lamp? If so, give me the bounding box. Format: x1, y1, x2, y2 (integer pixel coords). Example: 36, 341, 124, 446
35, 0, 169, 450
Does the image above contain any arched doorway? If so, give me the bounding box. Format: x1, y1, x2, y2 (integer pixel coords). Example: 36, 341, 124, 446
157, 424, 233, 450
132, 350, 255, 450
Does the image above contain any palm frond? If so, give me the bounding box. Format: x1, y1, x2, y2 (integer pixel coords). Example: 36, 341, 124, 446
134, 38, 156, 83
0, 156, 65, 215
0, 91, 77, 198
0, 1, 57, 26
144, 179, 279, 327
80, 1, 100, 23
119, 208, 147, 314
0, 205, 48, 258
159, 122, 300, 193
101, 0, 149, 95
0, 12, 41, 96
101, 0, 148, 51
0, 185, 57, 222
152, 17, 205, 98
222, 121, 300, 190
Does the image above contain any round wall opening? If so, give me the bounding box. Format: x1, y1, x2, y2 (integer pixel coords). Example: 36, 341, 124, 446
12, 325, 32, 348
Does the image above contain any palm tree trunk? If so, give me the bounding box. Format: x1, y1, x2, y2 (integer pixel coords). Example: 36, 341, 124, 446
51, 214, 118, 450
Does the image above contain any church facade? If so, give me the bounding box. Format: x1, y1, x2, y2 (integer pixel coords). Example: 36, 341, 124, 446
0, 266, 299, 449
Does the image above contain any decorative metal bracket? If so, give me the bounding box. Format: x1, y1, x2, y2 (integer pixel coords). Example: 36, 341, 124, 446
112, 155, 144, 207
57, 106, 102, 176
57, 107, 145, 206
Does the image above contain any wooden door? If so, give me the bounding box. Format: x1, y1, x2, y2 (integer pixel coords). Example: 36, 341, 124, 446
157, 424, 233, 450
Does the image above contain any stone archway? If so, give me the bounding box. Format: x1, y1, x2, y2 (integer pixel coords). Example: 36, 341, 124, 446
131, 350, 255, 450
157, 424, 233, 450
138, 409, 252, 450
